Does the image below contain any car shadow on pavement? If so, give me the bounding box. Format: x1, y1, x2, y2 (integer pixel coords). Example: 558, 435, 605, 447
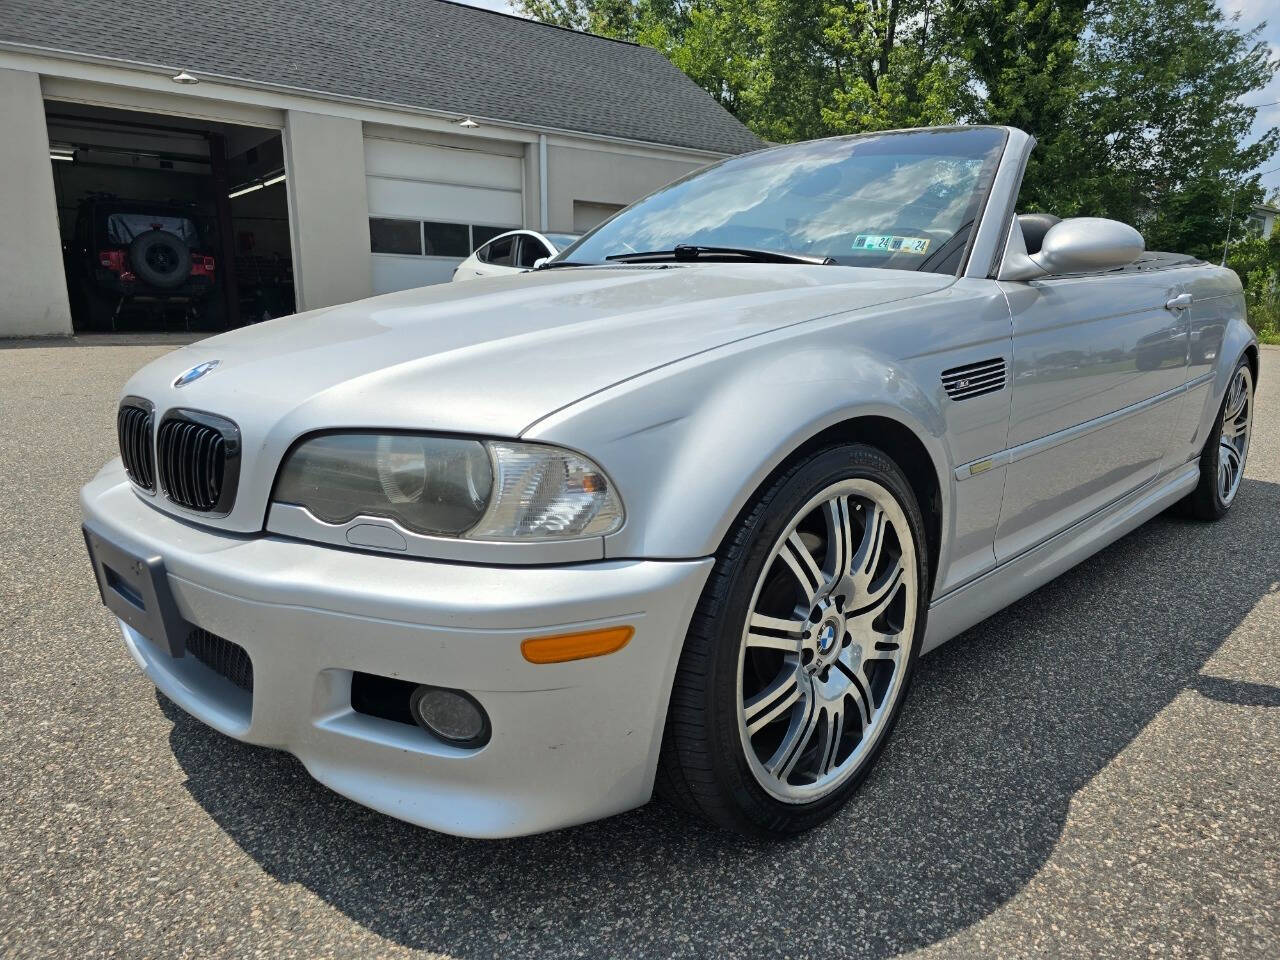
160, 477, 1280, 959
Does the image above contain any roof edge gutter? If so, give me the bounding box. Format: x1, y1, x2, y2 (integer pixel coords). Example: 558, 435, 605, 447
1, 40, 742, 160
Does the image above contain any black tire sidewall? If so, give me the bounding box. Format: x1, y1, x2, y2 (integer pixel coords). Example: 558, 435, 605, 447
699, 444, 930, 835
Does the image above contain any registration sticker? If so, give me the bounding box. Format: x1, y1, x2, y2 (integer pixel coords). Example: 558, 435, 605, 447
852, 234, 931, 254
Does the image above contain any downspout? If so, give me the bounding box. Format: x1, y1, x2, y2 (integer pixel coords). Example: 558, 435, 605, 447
538, 134, 548, 233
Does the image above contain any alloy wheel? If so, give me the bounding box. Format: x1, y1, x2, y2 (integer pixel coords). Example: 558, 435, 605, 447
736, 478, 917, 803
1218, 364, 1253, 506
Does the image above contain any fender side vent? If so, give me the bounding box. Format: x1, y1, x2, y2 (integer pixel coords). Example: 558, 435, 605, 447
942, 358, 1006, 401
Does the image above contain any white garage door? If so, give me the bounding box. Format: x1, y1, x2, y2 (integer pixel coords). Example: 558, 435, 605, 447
573, 201, 625, 233
365, 137, 523, 293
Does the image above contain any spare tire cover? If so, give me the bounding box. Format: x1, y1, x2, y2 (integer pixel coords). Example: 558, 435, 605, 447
128, 230, 192, 289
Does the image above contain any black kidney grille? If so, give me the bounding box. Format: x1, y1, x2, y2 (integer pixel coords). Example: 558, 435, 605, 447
117, 401, 155, 491
186, 628, 253, 692
942, 358, 1007, 401
157, 412, 239, 513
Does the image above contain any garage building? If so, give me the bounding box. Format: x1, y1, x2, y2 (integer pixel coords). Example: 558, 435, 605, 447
0, 0, 761, 336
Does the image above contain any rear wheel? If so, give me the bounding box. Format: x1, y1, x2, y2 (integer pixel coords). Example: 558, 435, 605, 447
1177, 358, 1253, 520
658, 444, 928, 836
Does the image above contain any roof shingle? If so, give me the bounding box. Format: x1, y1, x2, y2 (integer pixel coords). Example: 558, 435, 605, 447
1, 0, 763, 155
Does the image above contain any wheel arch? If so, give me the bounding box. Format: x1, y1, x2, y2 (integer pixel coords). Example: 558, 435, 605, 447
719, 415, 944, 593
1243, 342, 1260, 385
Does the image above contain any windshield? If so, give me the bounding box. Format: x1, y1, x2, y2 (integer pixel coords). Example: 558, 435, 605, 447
106, 213, 201, 246
561, 127, 1006, 274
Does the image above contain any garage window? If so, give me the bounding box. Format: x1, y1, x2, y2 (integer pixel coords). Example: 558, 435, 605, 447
370, 218, 422, 255
423, 222, 471, 258
369, 219, 520, 259
471, 225, 509, 249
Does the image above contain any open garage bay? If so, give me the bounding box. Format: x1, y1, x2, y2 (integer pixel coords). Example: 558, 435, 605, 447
47, 103, 296, 334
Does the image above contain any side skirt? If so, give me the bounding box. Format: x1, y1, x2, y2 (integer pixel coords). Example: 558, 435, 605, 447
922, 460, 1199, 653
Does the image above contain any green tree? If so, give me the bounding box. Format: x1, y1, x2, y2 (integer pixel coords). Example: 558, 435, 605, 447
952, 0, 1092, 207
1059, 0, 1279, 260
516, 0, 976, 140
818, 0, 975, 135
1227, 227, 1280, 341
518, 0, 1279, 261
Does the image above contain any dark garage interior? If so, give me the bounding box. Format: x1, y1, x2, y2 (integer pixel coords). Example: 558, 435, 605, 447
46, 102, 296, 333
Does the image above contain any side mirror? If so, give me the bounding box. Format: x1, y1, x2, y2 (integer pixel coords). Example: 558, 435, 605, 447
532, 256, 550, 270
1000, 217, 1144, 281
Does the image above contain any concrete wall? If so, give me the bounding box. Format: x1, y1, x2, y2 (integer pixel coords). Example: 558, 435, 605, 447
544, 144, 706, 235
283, 110, 372, 311
0, 68, 72, 337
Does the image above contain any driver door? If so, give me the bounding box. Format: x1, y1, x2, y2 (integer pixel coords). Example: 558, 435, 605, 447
993, 253, 1192, 563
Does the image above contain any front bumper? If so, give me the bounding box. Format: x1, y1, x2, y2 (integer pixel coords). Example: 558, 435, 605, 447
81, 461, 712, 838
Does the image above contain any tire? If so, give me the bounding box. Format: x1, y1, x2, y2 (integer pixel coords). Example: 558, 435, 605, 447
128, 230, 191, 290
658, 443, 930, 837
1175, 357, 1254, 521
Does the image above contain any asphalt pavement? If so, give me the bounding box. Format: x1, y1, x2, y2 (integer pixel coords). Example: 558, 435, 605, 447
1, 338, 1277, 959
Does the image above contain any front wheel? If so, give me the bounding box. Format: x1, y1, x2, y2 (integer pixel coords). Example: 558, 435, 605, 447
658, 444, 929, 836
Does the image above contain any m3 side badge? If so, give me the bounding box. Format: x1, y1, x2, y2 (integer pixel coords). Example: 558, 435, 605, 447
173, 360, 219, 388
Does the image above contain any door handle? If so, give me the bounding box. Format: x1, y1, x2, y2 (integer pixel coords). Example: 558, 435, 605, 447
1166, 293, 1193, 312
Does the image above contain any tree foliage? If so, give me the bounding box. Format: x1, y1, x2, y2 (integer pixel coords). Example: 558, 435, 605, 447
1228, 227, 1280, 341
518, 0, 1278, 262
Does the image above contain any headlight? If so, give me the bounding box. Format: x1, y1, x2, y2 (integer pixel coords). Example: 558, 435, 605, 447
273, 433, 623, 541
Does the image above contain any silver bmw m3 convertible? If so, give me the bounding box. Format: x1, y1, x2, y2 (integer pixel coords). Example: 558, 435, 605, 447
82, 125, 1257, 838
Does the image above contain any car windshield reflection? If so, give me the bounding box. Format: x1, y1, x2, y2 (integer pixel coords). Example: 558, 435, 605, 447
560, 127, 1007, 275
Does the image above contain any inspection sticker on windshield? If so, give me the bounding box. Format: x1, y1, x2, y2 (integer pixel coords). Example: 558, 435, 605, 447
852, 234, 931, 254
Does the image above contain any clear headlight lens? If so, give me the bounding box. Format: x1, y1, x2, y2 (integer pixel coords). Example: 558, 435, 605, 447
469, 441, 624, 540
273, 433, 623, 541
274, 433, 492, 535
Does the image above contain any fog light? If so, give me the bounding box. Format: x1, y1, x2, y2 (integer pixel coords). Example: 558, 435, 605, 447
409, 685, 490, 748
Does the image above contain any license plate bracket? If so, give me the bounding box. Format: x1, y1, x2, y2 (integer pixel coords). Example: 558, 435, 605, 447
83, 522, 188, 657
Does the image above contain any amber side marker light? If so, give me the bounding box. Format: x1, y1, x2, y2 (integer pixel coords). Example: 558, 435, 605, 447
521, 626, 635, 664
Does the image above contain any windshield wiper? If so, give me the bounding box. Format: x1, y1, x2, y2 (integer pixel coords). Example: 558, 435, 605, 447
606, 244, 834, 265
534, 260, 595, 270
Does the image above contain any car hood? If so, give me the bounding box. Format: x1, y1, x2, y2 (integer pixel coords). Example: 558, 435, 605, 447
128, 263, 952, 438
121, 263, 952, 532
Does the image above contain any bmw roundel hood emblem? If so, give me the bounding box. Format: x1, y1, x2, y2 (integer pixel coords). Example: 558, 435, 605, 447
173, 360, 220, 388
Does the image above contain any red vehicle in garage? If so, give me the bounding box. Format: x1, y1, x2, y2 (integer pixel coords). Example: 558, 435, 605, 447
65, 196, 217, 331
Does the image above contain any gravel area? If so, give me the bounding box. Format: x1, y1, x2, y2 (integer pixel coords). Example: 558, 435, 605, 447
1, 338, 1277, 959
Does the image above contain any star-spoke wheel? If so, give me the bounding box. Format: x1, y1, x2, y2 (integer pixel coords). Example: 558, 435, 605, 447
737, 478, 917, 803
1217, 364, 1252, 507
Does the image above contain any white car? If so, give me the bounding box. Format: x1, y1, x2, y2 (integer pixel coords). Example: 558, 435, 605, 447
451, 229, 580, 281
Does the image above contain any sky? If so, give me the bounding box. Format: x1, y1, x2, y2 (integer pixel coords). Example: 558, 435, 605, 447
456, 0, 1280, 201
1221, 0, 1280, 201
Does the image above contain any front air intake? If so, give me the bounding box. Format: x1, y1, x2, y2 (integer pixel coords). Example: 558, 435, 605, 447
941, 358, 1006, 401
156, 409, 241, 514
187, 627, 254, 692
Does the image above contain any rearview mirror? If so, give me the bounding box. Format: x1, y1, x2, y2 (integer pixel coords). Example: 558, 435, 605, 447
533, 256, 550, 270
1000, 217, 1144, 281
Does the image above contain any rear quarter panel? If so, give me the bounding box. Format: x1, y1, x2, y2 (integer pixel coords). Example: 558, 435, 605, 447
1172, 264, 1255, 468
